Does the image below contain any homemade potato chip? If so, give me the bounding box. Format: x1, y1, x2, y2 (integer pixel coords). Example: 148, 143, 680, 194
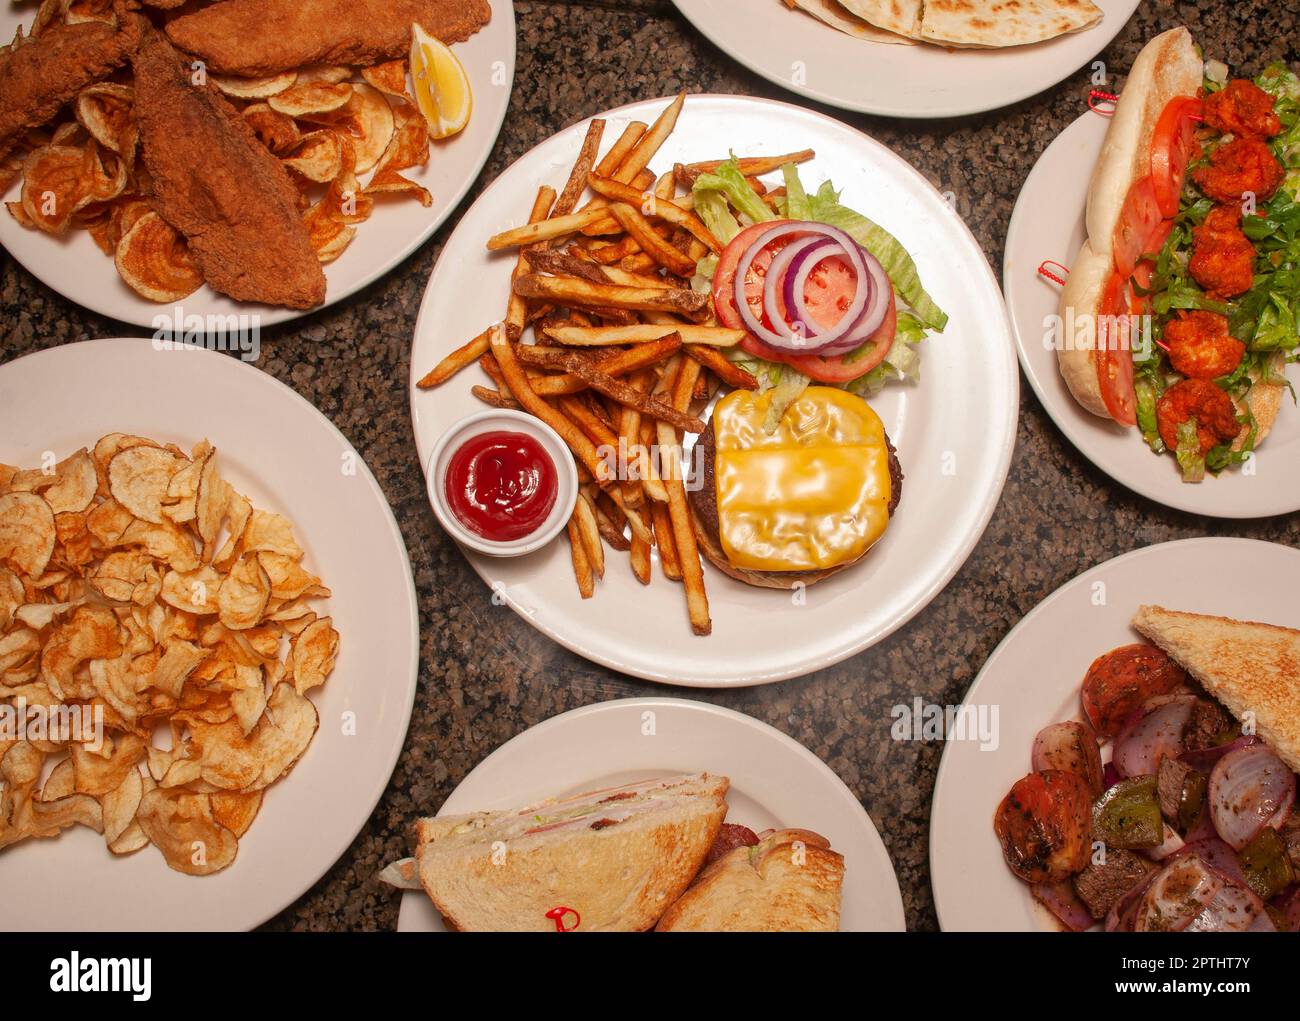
136, 789, 237, 875
283, 129, 345, 184
361, 60, 410, 101
109, 445, 186, 524
18, 145, 96, 233
243, 103, 302, 155
75, 83, 136, 159
365, 101, 431, 206
0, 492, 57, 579
303, 199, 357, 263
268, 81, 353, 118
302, 83, 394, 174
213, 70, 297, 99
0, 436, 337, 874
114, 211, 203, 302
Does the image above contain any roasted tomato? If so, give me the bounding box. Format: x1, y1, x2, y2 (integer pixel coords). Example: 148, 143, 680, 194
1082, 644, 1187, 738
1193, 137, 1284, 204
994, 770, 1093, 884
1203, 79, 1282, 140
1189, 205, 1256, 298
1156, 378, 1241, 453
1163, 310, 1245, 379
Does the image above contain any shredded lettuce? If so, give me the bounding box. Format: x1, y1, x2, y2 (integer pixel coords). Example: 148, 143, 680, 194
1174, 420, 1206, 483
1133, 377, 1164, 453
693, 190, 742, 248
805, 179, 948, 331
762, 368, 812, 433
781, 163, 812, 220
847, 312, 926, 398
693, 159, 774, 227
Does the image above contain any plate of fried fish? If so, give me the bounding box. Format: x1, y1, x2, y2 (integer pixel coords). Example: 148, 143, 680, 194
670, 0, 1140, 118
0, 0, 513, 327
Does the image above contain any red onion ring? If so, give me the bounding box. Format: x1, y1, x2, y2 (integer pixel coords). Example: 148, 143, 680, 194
733, 222, 868, 353
1112, 695, 1196, 778
764, 236, 836, 348
820, 245, 892, 355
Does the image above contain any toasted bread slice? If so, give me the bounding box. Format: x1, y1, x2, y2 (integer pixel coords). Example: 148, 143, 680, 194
414, 773, 728, 931
1132, 605, 1300, 772
656, 827, 844, 931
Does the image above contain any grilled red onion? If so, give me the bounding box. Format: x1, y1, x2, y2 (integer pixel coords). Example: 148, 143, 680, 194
1185, 880, 1269, 932
1032, 880, 1093, 932
1032, 721, 1104, 793
1147, 822, 1186, 862
1135, 855, 1224, 932
1209, 743, 1296, 851
1174, 837, 1248, 887
1113, 695, 1196, 778
1179, 734, 1260, 774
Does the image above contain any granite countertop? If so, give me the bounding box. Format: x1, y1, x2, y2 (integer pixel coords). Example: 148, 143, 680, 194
2, 0, 1298, 931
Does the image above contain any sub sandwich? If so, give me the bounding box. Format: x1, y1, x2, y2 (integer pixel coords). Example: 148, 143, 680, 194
1059, 27, 1300, 481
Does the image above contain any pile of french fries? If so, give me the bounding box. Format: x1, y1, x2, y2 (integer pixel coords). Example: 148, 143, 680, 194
417, 93, 815, 637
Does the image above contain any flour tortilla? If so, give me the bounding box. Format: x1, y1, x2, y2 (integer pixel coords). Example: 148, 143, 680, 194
787, 0, 918, 45
836, 0, 923, 39
919, 0, 1103, 49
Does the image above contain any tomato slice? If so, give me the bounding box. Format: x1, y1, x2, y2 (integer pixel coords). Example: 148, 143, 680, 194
1112, 175, 1165, 279
782, 290, 896, 383
1096, 271, 1138, 426
712, 218, 895, 384
711, 219, 792, 331
994, 771, 1093, 885
1150, 96, 1202, 219
1130, 218, 1172, 313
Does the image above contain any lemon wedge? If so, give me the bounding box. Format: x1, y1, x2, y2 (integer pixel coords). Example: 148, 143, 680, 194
410, 23, 472, 140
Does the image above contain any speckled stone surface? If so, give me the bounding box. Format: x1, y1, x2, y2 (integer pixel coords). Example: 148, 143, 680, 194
2, 0, 1298, 931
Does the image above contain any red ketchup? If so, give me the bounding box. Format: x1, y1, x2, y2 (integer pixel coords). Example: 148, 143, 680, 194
444, 430, 558, 542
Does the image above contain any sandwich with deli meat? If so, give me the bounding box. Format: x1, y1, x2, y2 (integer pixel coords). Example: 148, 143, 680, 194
1059, 27, 1300, 482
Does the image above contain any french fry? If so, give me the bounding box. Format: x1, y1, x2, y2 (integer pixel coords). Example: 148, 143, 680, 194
670, 352, 703, 414
591, 494, 632, 551
489, 327, 611, 481
566, 516, 595, 598
651, 501, 681, 581
506, 186, 558, 335
587, 174, 721, 254
487, 207, 610, 250
589, 235, 642, 264
512, 273, 707, 317
615, 92, 684, 185
470, 384, 521, 409
594, 121, 646, 178
675, 149, 815, 186
655, 414, 710, 635
616, 368, 651, 510
535, 347, 706, 433
629, 533, 652, 585
607, 203, 698, 277
685, 344, 758, 390
519, 335, 681, 395
552, 119, 605, 218
543, 324, 742, 347
416, 325, 494, 388
620, 252, 659, 274
523, 248, 610, 284
573, 491, 605, 579
602, 483, 652, 543
558, 395, 620, 450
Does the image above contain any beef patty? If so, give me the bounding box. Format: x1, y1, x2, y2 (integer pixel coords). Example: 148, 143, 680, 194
687, 415, 903, 571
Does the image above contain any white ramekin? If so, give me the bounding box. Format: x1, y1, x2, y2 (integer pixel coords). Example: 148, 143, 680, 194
425, 409, 579, 557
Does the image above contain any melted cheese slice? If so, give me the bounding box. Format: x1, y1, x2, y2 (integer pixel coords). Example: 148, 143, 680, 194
714, 386, 892, 572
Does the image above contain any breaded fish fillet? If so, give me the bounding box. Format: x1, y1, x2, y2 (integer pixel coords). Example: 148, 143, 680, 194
132, 29, 326, 309
165, 0, 491, 77
0, 10, 144, 159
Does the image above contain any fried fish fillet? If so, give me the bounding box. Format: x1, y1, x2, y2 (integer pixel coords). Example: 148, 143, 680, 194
165, 0, 491, 76
0, 9, 145, 159
132, 29, 326, 309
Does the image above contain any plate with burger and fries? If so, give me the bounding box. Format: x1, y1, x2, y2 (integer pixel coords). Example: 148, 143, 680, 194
410, 93, 1019, 687
0, 0, 513, 327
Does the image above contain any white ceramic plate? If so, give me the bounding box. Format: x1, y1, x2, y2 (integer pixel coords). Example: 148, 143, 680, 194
396, 696, 906, 932
670, 0, 1140, 118
0, 3, 515, 328
1006, 111, 1300, 517
409, 93, 1018, 686
930, 537, 1300, 931
0, 339, 419, 931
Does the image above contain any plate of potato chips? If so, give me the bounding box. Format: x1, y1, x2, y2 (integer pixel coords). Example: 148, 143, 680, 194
0, 339, 418, 930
